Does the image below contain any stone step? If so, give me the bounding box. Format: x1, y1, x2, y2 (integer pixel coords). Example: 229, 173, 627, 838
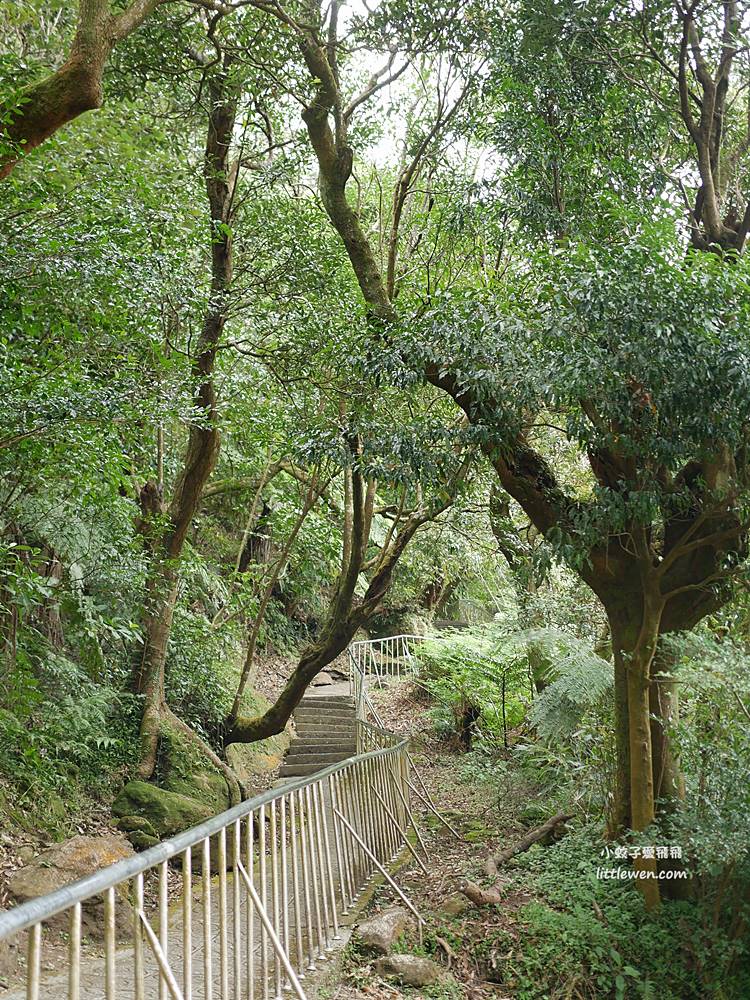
285, 751, 353, 763
299, 696, 353, 707
284, 751, 353, 766
279, 762, 340, 777
293, 736, 355, 747
294, 702, 355, 714
288, 740, 356, 752
289, 735, 355, 747
294, 727, 356, 739
294, 715, 355, 729
298, 704, 353, 713
294, 717, 356, 728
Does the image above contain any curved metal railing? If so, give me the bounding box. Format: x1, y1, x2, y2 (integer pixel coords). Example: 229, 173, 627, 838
0, 643, 422, 1000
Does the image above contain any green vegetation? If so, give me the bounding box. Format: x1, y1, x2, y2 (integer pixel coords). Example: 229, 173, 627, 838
2, 0, 750, 994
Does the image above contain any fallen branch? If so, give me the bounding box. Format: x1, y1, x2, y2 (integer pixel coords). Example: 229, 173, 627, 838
486, 810, 574, 877
460, 811, 574, 906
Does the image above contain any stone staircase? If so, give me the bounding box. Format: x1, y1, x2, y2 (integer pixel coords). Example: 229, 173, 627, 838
278, 695, 357, 778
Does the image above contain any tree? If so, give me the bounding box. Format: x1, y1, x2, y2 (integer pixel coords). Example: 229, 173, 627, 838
224, 0, 750, 908
132, 27, 240, 783
0, 0, 173, 178
227, 432, 473, 743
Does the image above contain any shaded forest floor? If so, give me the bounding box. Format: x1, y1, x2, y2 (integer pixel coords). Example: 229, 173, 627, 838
322, 679, 546, 1000
320, 680, 743, 1000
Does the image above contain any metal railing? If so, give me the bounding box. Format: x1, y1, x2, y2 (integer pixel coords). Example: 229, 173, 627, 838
349, 634, 462, 843
0, 737, 411, 1000
348, 633, 427, 719
0, 635, 433, 1000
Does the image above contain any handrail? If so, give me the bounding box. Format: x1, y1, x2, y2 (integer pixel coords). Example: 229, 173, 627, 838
0, 640, 423, 1000
0, 741, 406, 942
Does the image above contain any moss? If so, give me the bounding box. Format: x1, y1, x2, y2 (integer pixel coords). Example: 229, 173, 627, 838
464, 823, 493, 843
115, 814, 157, 837
156, 722, 214, 784
112, 780, 213, 840
226, 687, 291, 781
164, 771, 230, 813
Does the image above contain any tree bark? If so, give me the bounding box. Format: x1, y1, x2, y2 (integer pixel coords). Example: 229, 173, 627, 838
461, 811, 574, 906
649, 641, 685, 812
608, 615, 636, 835
0, 0, 166, 179
135, 66, 237, 778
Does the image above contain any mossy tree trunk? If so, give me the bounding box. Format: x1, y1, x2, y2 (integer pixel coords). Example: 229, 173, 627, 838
0, 0, 167, 179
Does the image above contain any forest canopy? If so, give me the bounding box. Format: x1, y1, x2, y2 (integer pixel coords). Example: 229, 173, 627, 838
1, 0, 750, 996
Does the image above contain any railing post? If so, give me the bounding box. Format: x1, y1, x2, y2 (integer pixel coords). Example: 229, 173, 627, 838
202, 837, 213, 1000
218, 828, 229, 1000
69, 902, 81, 1000
259, 803, 269, 998
288, 792, 304, 978
134, 871, 145, 1000
246, 812, 255, 1000
182, 848, 193, 1000
232, 822, 241, 1000
270, 799, 282, 1000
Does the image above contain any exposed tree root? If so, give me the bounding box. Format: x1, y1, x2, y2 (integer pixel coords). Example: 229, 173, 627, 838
162, 706, 245, 806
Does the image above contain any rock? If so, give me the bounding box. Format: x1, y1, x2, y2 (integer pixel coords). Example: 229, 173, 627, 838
116, 815, 158, 836
375, 954, 451, 988
355, 906, 414, 955
7, 835, 134, 941
16, 845, 35, 865
112, 780, 214, 842
439, 891, 473, 917
0, 913, 21, 984
112, 781, 252, 872
125, 830, 160, 852
115, 815, 159, 851
163, 771, 230, 814
311, 671, 333, 686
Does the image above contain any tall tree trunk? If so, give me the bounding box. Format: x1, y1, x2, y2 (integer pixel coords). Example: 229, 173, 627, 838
134, 564, 178, 778
625, 645, 660, 911
608, 616, 635, 836
650, 641, 685, 812
608, 590, 662, 911
134, 67, 237, 778
650, 639, 691, 899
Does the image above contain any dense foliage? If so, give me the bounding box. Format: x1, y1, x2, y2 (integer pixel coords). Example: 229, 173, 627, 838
2, 0, 750, 994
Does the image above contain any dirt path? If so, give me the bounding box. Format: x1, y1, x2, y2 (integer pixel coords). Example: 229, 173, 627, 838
324, 681, 523, 1000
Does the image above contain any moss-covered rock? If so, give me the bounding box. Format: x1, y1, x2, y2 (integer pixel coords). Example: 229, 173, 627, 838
126, 830, 160, 851
116, 814, 158, 837
112, 780, 214, 841
163, 771, 230, 814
